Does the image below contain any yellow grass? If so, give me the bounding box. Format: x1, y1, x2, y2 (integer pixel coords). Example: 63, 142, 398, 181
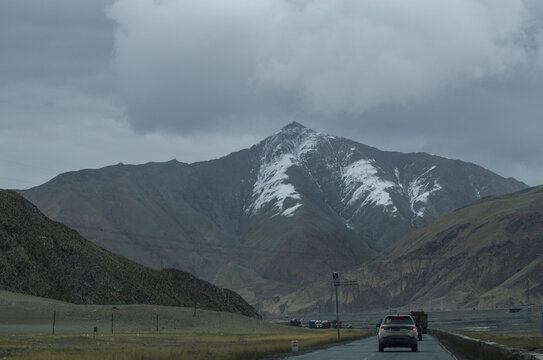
459, 332, 543, 352
0, 329, 373, 360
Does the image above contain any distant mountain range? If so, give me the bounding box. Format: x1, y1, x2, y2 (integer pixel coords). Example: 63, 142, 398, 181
19, 122, 527, 309
274, 185, 543, 315
0, 190, 256, 316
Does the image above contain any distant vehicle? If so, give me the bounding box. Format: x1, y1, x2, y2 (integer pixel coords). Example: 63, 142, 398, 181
332, 320, 342, 328
410, 311, 428, 334
316, 320, 323, 328
308, 320, 317, 328
322, 320, 330, 328
377, 315, 418, 352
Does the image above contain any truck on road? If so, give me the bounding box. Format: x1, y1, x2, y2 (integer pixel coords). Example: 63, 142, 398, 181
410, 311, 428, 334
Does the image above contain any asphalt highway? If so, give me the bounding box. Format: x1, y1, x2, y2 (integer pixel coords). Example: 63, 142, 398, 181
286, 334, 457, 360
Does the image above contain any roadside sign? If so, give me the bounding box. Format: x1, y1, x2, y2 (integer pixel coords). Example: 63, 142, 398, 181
333, 279, 358, 287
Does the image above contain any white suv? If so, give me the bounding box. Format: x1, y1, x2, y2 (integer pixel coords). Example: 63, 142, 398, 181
378, 315, 418, 352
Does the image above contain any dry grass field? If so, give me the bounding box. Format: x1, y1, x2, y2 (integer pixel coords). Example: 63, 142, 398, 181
0, 291, 372, 359
0, 330, 372, 360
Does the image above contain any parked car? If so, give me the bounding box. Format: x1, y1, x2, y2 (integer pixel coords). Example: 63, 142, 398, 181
377, 315, 418, 352
315, 320, 323, 328
322, 320, 330, 328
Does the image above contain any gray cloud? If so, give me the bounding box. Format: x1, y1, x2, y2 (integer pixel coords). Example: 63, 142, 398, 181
1, 0, 543, 189
107, 0, 543, 132
0, 0, 120, 131
0, 0, 115, 92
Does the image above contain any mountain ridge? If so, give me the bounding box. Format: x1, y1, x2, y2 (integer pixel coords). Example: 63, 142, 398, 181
19, 122, 527, 309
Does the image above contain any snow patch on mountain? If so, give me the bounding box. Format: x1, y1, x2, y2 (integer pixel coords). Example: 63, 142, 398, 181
247, 125, 321, 216
247, 153, 301, 216
407, 166, 442, 218
282, 203, 302, 217
341, 159, 397, 213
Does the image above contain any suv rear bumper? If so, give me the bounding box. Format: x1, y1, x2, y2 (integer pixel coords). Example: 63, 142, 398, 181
379, 335, 417, 347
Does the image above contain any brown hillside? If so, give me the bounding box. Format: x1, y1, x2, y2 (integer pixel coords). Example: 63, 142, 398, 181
0, 190, 256, 317
265, 186, 543, 315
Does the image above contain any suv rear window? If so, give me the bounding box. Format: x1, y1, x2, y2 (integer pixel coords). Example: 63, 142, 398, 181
384, 316, 413, 324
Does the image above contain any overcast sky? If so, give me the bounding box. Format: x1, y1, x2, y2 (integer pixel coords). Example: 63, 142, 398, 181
1, 0, 543, 190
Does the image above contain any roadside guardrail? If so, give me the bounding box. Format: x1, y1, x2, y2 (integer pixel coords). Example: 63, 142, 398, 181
430, 329, 543, 360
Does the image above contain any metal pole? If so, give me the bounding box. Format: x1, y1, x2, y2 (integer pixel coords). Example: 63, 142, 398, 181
52, 310, 56, 335
111, 312, 114, 334
156, 314, 159, 332
335, 285, 340, 342
540, 312, 543, 337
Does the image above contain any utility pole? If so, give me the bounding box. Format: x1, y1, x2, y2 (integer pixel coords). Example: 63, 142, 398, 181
332, 272, 358, 343
334, 272, 340, 342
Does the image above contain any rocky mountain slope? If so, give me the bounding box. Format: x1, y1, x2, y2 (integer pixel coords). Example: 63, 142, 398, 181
0, 190, 256, 317
272, 185, 543, 315
19, 122, 526, 306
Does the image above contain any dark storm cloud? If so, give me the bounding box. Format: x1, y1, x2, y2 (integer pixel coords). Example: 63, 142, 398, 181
107, 0, 543, 132
1, 0, 543, 188
106, 0, 301, 134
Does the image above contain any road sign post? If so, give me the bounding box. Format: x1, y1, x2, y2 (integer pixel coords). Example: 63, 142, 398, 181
332, 272, 358, 343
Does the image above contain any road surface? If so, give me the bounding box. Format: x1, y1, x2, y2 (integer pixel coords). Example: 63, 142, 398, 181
286, 335, 457, 360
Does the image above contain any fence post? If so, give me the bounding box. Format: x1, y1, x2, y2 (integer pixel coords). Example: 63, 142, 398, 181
52, 310, 56, 335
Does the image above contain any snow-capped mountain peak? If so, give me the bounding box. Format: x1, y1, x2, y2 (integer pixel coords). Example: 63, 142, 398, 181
247, 123, 403, 219
242, 122, 526, 247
